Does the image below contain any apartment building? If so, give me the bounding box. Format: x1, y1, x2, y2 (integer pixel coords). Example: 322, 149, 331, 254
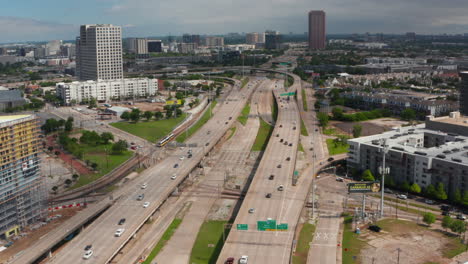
56, 78, 159, 104
205, 37, 224, 47
0, 115, 47, 238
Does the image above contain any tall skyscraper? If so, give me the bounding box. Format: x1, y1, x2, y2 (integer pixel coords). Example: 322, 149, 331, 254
265, 31, 281, 50
308, 10, 326, 50
460, 71, 468, 116
76, 24, 123, 81
246, 32, 259, 44
0, 115, 47, 238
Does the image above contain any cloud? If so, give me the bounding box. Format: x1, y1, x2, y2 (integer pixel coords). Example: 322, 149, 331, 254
0, 16, 75, 43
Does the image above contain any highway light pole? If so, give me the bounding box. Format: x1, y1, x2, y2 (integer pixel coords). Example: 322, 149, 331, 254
378, 139, 389, 218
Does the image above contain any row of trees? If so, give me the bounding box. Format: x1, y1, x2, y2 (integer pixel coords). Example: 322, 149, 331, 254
423, 212, 467, 237
120, 107, 183, 123
41, 117, 74, 134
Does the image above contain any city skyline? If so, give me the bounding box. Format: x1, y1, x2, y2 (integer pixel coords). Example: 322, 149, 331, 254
1, 0, 468, 42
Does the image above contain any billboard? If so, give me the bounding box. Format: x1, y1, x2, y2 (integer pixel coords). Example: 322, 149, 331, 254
348, 182, 381, 193
166, 100, 182, 105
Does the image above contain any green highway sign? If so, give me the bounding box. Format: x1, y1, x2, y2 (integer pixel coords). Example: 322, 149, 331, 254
237, 224, 248, 230
294, 170, 299, 176
257, 219, 277, 231
277, 223, 288, 230
280, 92, 296, 96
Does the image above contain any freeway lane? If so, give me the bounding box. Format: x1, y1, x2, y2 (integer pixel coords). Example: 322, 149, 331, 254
11, 79, 258, 264
216, 78, 302, 264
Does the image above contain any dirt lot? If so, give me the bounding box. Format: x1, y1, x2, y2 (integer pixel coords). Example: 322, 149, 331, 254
0, 208, 81, 263
359, 219, 462, 264
112, 101, 166, 112
332, 118, 409, 137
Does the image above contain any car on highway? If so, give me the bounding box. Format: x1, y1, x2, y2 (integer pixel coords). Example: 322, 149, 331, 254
188, 153, 192, 158
118, 218, 126, 225
225, 257, 234, 264
276, 134, 279, 137
289, 143, 293, 146
141, 183, 148, 189
174, 164, 179, 168
284, 142, 288, 145
425, 199, 435, 205
286, 157, 291, 161
266, 193, 272, 198
171, 174, 177, 180
441, 205, 452, 211
239, 255, 248, 264
229, 117, 232, 120
83, 250, 93, 259
114, 228, 125, 237
179, 156, 185, 160
327, 157, 334, 162
131, 146, 137, 150
396, 194, 407, 200
336, 177, 344, 182
277, 185, 284, 191
205, 143, 209, 146
269, 175, 275, 180
279, 124, 283, 128
280, 139, 283, 143
293, 126, 296, 130
277, 164, 282, 168
137, 194, 144, 201
457, 214, 467, 220
84, 245, 92, 251
143, 202, 150, 208
225, 122, 228, 124
248, 208, 255, 214
315, 128, 318, 132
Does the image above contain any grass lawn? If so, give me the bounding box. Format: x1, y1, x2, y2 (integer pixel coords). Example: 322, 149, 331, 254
298, 142, 305, 152
292, 222, 315, 264
252, 118, 274, 151
189, 220, 229, 264
71, 144, 132, 189
342, 218, 367, 264
227, 127, 237, 141
323, 127, 337, 136
300, 118, 309, 136
142, 218, 183, 264
326, 138, 349, 155
301, 89, 308, 111
241, 77, 249, 88
111, 114, 187, 143
176, 101, 217, 142
237, 103, 250, 126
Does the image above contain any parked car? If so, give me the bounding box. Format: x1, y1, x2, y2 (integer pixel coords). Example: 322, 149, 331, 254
266, 193, 272, 198
174, 164, 179, 168
225, 257, 235, 264
269, 175, 275, 180
276, 134, 280, 137
425, 199, 435, 205
286, 157, 291, 161
457, 214, 467, 220
327, 157, 334, 162
137, 194, 144, 201
143, 202, 150, 208
118, 218, 126, 225
277, 185, 284, 191
141, 183, 148, 189
248, 208, 255, 214
171, 174, 177, 180
441, 205, 452, 211
368, 225, 382, 232
84, 245, 92, 251
280, 139, 284, 143
277, 164, 282, 168
289, 143, 293, 146
336, 177, 344, 182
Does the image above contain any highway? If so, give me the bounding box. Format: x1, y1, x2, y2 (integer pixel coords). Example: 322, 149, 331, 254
216, 78, 302, 264
11, 78, 258, 264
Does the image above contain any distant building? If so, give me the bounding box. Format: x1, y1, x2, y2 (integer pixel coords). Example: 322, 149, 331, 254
178, 43, 197, 54
460, 71, 468, 116
147, 40, 162, 53
56, 78, 159, 104
257, 32, 265, 43
265, 31, 281, 50
406, 32, 417, 41
308, 10, 326, 50
45, 40, 62, 56
0, 115, 47, 238
106, 106, 131, 117
0, 90, 26, 111
246, 32, 259, 44
76, 24, 123, 81
205, 36, 224, 47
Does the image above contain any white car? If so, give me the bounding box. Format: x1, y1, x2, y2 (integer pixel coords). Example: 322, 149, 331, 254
141, 183, 148, 189
114, 228, 125, 237
239, 255, 248, 264
179, 156, 185, 160
143, 202, 150, 208
83, 250, 93, 259
171, 174, 177, 180
248, 208, 255, 214
277, 185, 284, 191
397, 194, 408, 200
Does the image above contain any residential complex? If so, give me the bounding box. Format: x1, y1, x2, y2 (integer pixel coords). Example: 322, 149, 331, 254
0, 115, 47, 238
76, 24, 123, 81
348, 112, 468, 197
308, 10, 326, 50
460, 71, 468, 116
55, 78, 159, 104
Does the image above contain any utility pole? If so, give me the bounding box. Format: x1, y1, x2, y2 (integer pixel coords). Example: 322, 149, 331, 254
397, 248, 402, 264
379, 139, 389, 218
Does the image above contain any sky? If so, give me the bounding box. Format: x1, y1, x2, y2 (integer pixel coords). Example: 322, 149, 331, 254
1, 0, 468, 43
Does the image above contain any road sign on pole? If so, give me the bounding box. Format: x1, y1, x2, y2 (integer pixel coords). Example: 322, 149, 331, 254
237, 224, 248, 230
276, 223, 288, 230
257, 219, 277, 231
280, 92, 296, 96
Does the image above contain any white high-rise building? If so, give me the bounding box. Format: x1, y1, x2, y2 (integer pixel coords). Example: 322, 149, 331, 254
45, 40, 62, 56
76, 24, 123, 81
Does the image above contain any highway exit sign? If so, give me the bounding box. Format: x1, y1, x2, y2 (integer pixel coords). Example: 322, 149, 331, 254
237, 224, 248, 230
277, 223, 288, 230
257, 219, 277, 231
280, 92, 296, 96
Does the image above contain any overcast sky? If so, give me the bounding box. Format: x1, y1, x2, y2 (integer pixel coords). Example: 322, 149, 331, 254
1, 0, 468, 42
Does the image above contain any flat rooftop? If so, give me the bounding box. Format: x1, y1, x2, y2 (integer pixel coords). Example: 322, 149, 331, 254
430, 115, 468, 128
0, 114, 32, 123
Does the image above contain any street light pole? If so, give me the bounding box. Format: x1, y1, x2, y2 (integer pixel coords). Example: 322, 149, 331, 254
379, 139, 389, 218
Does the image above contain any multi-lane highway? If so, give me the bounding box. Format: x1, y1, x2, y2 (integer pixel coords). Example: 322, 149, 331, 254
216, 78, 302, 264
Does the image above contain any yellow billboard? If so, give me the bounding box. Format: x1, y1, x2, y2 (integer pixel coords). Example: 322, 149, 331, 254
166, 100, 182, 105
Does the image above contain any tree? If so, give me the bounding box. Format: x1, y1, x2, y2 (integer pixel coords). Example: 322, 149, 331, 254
65, 179, 72, 185
361, 169, 375, 181
52, 186, 58, 193
91, 162, 98, 171
166, 109, 173, 119
47, 146, 54, 152
401, 108, 416, 121
401, 181, 411, 192
462, 191, 468, 206
317, 112, 329, 127
409, 183, 421, 194
72, 174, 79, 181
163, 80, 171, 88
64, 119, 73, 132
175, 108, 183, 117
130, 109, 141, 122
423, 212, 436, 226
435, 182, 448, 201
80, 130, 101, 146
143, 111, 153, 121
332, 107, 344, 120
112, 140, 128, 154
425, 184, 437, 199
154, 111, 164, 120
450, 220, 467, 236
442, 215, 453, 231
121, 111, 131, 121
352, 124, 363, 138
452, 189, 462, 204
100, 132, 114, 144
175, 92, 184, 100
88, 97, 97, 108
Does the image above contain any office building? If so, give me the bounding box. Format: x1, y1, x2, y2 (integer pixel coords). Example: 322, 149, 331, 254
183, 34, 201, 46
246, 32, 259, 44
45, 40, 62, 56
258, 32, 265, 43
135, 38, 148, 54
0, 115, 47, 238
147, 40, 162, 53
56, 78, 159, 104
76, 24, 123, 81
265, 31, 281, 50
0, 90, 27, 112
205, 36, 224, 47
308, 10, 326, 50
406, 32, 417, 41
348, 112, 468, 197
460, 71, 468, 116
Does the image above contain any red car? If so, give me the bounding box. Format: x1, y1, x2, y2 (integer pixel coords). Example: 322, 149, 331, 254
225, 257, 234, 264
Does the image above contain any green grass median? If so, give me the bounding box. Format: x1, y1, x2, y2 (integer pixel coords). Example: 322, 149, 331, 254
292, 222, 315, 264
176, 101, 217, 142
142, 218, 182, 264
252, 118, 274, 151
237, 103, 250, 126
189, 220, 229, 264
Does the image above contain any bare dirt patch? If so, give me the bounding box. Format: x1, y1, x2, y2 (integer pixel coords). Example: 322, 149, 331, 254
332, 121, 386, 137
